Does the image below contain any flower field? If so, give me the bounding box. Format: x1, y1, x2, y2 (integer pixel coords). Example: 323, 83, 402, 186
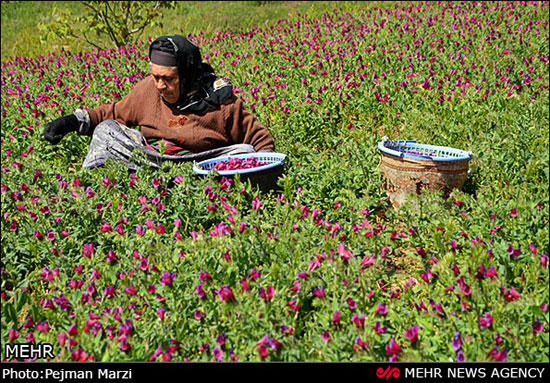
1, 1, 548, 362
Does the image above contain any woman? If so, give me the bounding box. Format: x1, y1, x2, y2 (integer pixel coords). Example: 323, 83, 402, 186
43, 35, 275, 170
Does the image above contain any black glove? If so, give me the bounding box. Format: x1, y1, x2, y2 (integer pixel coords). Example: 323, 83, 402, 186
43, 114, 79, 145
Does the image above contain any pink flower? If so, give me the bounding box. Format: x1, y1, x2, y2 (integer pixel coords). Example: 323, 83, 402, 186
479, 312, 494, 329
157, 308, 166, 321
258, 285, 275, 302
373, 321, 387, 334
312, 286, 326, 299
385, 337, 402, 356
351, 313, 365, 329
404, 324, 420, 343
501, 286, 521, 302
489, 347, 508, 362
212, 347, 223, 362
510, 208, 517, 217
375, 302, 388, 316
105, 249, 117, 263
332, 311, 341, 326
100, 222, 112, 233
8, 328, 19, 342
83, 243, 94, 258
194, 310, 203, 320
160, 272, 176, 286
532, 321, 543, 334
354, 335, 369, 350
321, 330, 331, 343
216, 285, 236, 302
136, 225, 145, 236
58, 332, 67, 347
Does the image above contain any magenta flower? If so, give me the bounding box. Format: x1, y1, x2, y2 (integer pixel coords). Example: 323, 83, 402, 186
100, 222, 112, 233
321, 330, 331, 343
385, 337, 402, 356
532, 321, 543, 334
216, 285, 236, 302
258, 285, 275, 302
196, 282, 207, 298
67, 322, 78, 336
157, 307, 166, 321
212, 347, 223, 362
332, 311, 341, 326
337, 243, 353, 260
46, 230, 56, 242
351, 313, 365, 329
540, 254, 547, 267
375, 302, 388, 316
501, 286, 521, 302
194, 310, 203, 320
354, 335, 369, 351
8, 328, 19, 342
510, 208, 517, 217
360, 254, 374, 267
340, 295, 355, 310
105, 249, 117, 263
312, 286, 326, 299
373, 321, 387, 334
252, 196, 263, 210
479, 312, 494, 329
456, 350, 465, 362
451, 332, 462, 351
489, 346, 508, 362
160, 272, 176, 286
404, 324, 420, 343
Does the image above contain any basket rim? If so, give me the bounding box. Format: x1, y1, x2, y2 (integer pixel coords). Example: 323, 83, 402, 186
378, 139, 471, 162
192, 152, 287, 176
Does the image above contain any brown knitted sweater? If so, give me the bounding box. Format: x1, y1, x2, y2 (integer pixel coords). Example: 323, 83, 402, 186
86, 76, 274, 154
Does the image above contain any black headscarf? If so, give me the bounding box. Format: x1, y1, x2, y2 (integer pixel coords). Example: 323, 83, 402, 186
149, 35, 233, 114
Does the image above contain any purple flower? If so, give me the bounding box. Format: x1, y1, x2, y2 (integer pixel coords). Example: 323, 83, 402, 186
82, 243, 94, 258
373, 321, 387, 334
332, 311, 341, 326
456, 350, 465, 362
47, 230, 56, 242
404, 324, 420, 343
216, 285, 236, 302
451, 332, 462, 351
479, 312, 494, 329
136, 225, 145, 236
160, 272, 176, 286
195, 282, 206, 298
212, 347, 223, 362
532, 321, 543, 334
312, 286, 326, 299
375, 302, 388, 316
385, 337, 402, 356
351, 313, 365, 329
194, 310, 203, 320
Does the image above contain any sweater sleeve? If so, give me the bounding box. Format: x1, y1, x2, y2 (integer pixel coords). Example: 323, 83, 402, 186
84, 78, 152, 135
225, 96, 275, 152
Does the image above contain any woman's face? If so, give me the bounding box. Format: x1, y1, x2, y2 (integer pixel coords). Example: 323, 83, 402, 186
150, 63, 180, 103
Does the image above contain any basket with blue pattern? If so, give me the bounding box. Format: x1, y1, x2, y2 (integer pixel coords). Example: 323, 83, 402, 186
193, 152, 287, 192
378, 137, 472, 207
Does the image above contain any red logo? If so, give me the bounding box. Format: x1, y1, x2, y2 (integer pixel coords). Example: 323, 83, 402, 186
376, 365, 401, 380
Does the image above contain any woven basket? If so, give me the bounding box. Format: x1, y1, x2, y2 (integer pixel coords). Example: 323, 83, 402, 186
378, 139, 471, 207
192, 152, 287, 193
